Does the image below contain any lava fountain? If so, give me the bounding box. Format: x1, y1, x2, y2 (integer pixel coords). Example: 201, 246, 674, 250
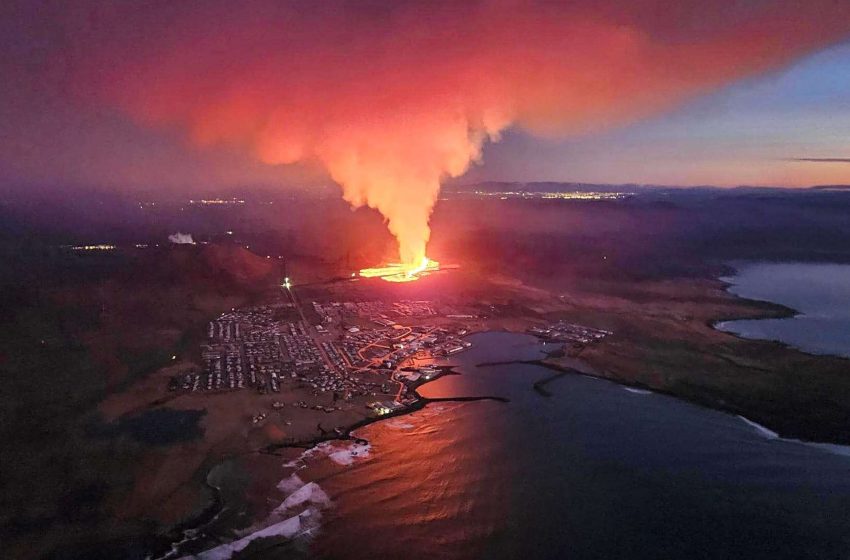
359, 257, 440, 283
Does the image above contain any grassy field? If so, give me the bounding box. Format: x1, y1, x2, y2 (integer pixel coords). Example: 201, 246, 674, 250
544, 277, 850, 444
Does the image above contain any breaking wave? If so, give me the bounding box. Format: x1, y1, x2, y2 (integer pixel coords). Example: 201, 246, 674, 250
737, 415, 850, 459
189, 509, 321, 560
622, 387, 653, 395
737, 415, 779, 439
184, 460, 337, 559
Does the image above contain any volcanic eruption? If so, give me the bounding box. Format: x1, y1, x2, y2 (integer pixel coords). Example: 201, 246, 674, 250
359, 257, 441, 283
69, 1, 850, 279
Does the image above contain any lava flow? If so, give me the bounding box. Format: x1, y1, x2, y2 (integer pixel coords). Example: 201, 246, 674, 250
359, 257, 440, 283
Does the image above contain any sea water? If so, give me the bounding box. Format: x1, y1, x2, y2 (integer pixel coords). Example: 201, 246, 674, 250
304, 332, 850, 560
716, 262, 850, 358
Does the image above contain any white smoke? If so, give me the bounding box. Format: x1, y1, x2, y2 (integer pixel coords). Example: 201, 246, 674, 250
168, 232, 195, 245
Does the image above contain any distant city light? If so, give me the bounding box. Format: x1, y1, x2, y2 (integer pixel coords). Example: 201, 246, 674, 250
189, 198, 245, 205
71, 244, 116, 251
469, 190, 632, 200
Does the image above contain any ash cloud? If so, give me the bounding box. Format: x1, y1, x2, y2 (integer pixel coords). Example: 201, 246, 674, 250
64, 0, 850, 265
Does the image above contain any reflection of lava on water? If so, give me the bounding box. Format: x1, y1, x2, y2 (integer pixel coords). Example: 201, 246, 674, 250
359, 257, 440, 283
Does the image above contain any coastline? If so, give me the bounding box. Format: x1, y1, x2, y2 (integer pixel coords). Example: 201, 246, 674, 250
547, 267, 850, 447
524, 355, 850, 447
709, 264, 799, 349
158, 269, 850, 557
710, 261, 850, 359
147, 473, 224, 560
259, 365, 507, 454
148, 309, 850, 559
481, 345, 850, 456
153, 362, 510, 558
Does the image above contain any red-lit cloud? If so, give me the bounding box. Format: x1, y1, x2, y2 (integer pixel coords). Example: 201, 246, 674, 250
67, 0, 850, 264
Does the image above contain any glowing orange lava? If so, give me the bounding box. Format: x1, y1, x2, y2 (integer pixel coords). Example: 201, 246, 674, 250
359, 257, 439, 283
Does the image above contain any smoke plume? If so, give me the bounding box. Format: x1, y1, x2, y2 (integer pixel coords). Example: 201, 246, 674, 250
71, 1, 850, 265
168, 232, 195, 245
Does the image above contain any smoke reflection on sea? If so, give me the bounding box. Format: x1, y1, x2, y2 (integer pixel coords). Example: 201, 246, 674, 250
306, 399, 510, 560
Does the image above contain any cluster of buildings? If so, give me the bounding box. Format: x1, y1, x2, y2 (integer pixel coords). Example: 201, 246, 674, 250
334, 322, 470, 370
309, 298, 473, 369
201, 305, 289, 392
170, 303, 334, 394
396, 365, 440, 383
279, 322, 324, 367
312, 299, 440, 325
333, 328, 389, 368
527, 321, 612, 345
367, 400, 405, 416
168, 300, 423, 402
299, 367, 394, 400
167, 294, 478, 423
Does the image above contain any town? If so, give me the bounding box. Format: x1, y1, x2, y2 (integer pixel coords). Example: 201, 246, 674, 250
168, 296, 474, 418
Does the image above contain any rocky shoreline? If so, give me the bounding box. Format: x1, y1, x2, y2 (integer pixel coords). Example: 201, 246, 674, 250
152, 363, 511, 558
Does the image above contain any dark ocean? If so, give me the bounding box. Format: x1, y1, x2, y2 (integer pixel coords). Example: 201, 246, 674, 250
717, 262, 850, 358
293, 331, 850, 560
